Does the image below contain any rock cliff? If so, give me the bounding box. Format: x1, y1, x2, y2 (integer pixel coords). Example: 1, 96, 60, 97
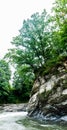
28, 57, 67, 122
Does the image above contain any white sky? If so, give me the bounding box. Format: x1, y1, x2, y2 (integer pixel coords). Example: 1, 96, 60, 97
0, 0, 54, 59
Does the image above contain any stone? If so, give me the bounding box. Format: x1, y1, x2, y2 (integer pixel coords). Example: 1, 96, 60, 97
28, 59, 67, 122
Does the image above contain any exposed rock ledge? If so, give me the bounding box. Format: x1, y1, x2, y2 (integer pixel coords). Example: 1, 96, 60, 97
0, 103, 27, 112
27, 59, 67, 123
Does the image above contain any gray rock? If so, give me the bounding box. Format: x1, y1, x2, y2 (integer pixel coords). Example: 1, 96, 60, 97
28, 61, 67, 123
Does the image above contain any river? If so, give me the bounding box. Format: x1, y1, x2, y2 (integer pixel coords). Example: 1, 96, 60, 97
0, 112, 67, 130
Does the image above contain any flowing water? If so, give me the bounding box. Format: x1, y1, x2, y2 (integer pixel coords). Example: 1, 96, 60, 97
0, 112, 67, 130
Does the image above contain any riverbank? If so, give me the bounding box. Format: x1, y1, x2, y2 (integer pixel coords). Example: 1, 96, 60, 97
0, 103, 28, 112
0, 103, 67, 125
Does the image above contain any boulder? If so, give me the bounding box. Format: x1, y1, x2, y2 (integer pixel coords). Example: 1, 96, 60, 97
28, 60, 67, 122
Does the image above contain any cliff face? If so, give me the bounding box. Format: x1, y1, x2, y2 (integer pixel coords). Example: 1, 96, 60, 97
28, 59, 67, 122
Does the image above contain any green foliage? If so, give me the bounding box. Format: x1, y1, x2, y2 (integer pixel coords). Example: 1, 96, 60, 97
0, 59, 11, 103
5, 9, 52, 102
12, 65, 35, 102
51, 0, 67, 54
6, 10, 52, 69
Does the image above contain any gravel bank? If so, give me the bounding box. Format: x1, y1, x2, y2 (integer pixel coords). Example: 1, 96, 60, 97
0, 103, 28, 112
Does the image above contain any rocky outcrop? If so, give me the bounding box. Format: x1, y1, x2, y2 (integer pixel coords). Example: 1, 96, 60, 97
28, 59, 67, 122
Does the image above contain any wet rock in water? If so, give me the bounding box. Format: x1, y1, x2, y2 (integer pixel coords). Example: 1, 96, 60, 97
28, 58, 67, 123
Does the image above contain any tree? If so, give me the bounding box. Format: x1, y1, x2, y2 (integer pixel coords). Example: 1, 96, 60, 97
6, 10, 52, 70
12, 64, 35, 102
51, 0, 67, 55
5, 10, 53, 101
0, 59, 11, 103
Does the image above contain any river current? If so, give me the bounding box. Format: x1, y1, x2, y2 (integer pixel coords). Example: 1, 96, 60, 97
0, 112, 67, 130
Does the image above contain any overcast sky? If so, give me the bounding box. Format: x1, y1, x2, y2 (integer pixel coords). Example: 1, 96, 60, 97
0, 0, 54, 59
